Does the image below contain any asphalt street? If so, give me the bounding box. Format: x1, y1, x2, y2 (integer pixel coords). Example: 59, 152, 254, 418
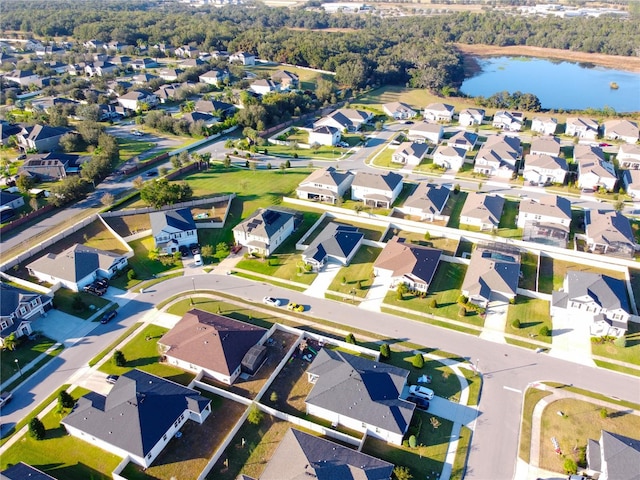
2, 273, 637, 479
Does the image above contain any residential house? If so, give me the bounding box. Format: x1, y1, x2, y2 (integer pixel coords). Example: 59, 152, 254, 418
617, 143, 640, 170
586, 430, 640, 480
271, 70, 299, 90
433, 145, 467, 172
130, 57, 158, 70
308, 125, 340, 146
83, 40, 104, 50
179, 58, 204, 69
585, 209, 638, 257
175, 45, 199, 58
576, 145, 617, 191
603, 119, 639, 144
1, 463, 57, 480
198, 69, 229, 86
351, 171, 403, 208
492, 111, 524, 131
3, 69, 41, 87
232, 208, 297, 256
98, 104, 130, 120
259, 428, 394, 480
67, 63, 87, 76
623, 169, 640, 198
474, 135, 522, 178
158, 68, 184, 82
565, 117, 598, 139
407, 123, 443, 144
391, 142, 429, 166
117, 89, 158, 111
423, 103, 454, 123
150, 208, 197, 255
249, 78, 277, 96
458, 108, 485, 127
315, 108, 372, 132
132, 73, 158, 85
460, 192, 505, 231
302, 223, 364, 270
522, 154, 568, 185
383, 101, 417, 120
61, 369, 211, 468
19, 152, 85, 181
518, 194, 572, 247
530, 137, 561, 157
17, 124, 70, 153
182, 111, 218, 127
0, 191, 25, 210
296, 166, 354, 204
551, 272, 632, 337
305, 349, 415, 446
109, 55, 131, 66
447, 130, 478, 152
229, 51, 255, 65
1, 122, 22, 146
374, 236, 442, 292
159, 309, 268, 384
84, 61, 118, 77
194, 99, 236, 116
104, 41, 131, 53
153, 43, 175, 56
0, 283, 53, 348
154, 83, 182, 104
27, 244, 128, 291
402, 183, 451, 222
461, 247, 521, 307
531, 117, 558, 135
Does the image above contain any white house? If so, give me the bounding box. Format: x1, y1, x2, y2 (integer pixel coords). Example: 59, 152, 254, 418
296, 166, 354, 204
351, 171, 403, 208
603, 119, 639, 144
229, 51, 255, 65
249, 79, 277, 96
271, 70, 299, 90
623, 169, 640, 198
523, 154, 568, 185
383, 101, 417, 120
423, 103, 454, 123
308, 126, 341, 146
117, 89, 158, 111
149, 208, 197, 255
433, 145, 466, 172
233, 208, 297, 256
492, 111, 524, 131
461, 247, 521, 307
401, 183, 451, 222
460, 192, 505, 231
3, 70, 41, 87
474, 135, 522, 178
198, 69, 229, 86
565, 117, 598, 139
531, 117, 558, 135
392, 142, 429, 166
61, 369, 211, 468
617, 144, 640, 170
458, 108, 485, 127
585, 209, 638, 257
576, 145, 617, 191
315, 109, 372, 132
407, 123, 443, 144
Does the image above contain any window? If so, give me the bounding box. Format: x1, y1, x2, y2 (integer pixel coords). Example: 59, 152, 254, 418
31, 299, 40, 307
19, 307, 27, 315
163, 434, 167, 441
0, 321, 8, 330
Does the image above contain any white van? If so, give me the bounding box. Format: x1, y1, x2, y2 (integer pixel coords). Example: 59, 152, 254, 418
193, 254, 203, 266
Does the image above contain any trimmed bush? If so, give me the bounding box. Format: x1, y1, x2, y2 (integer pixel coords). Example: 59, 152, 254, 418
563, 458, 577, 475
539, 325, 551, 337
127, 269, 137, 280
380, 343, 391, 360
345, 333, 356, 344
247, 404, 263, 425
457, 295, 468, 305
112, 349, 126, 367
614, 336, 627, 347
512, 319, 521, 329
29, 417, 46, 440
458, 306, 467, 318
408, 435, 417, 448
429, 298, 438, 309
411, 353, 424, 369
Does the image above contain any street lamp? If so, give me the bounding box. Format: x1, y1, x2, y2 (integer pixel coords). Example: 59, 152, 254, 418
190, 277, 196, 305
15, 358, 22, 376
350, 288, 356, 303
475, 358, 480, 376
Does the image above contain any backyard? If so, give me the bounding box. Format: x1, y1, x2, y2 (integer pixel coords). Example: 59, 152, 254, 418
496, 199, 522, 239
102, 213, 151, 238
444, 192, 468, 229
302, 216, 386, 245
518, 252, 539, 291
381, 228, 459, 256
327, 246, 382, 299
505, 296, 552, 345
120, 236, 182, 288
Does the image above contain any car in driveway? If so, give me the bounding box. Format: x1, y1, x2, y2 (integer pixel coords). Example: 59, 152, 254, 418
409, 385, 434, 400
193, 253, 203, 266
0, 391, 12, 408
101, 310, 117, 324
263, 296, 281, 307
106, 375, 119, 385
406, 394, 430, 411
287, 302, 304, 312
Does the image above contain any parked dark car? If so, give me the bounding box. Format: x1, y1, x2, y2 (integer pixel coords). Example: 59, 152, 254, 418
179, 245, 189, 257
407, 395, 430, 411
95, 278, 109, 289
101, 310, 117, 324
189, 243, 200, 255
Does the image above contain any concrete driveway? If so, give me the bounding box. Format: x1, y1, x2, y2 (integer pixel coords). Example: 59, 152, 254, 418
32, 310, 99, 346
305, 262, 341, 298
549, 310, 595, 366
359, 273, 393, 311
480, 299, 508, 343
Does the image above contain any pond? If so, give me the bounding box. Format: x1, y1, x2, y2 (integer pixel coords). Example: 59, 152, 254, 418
461, 56, 640, 113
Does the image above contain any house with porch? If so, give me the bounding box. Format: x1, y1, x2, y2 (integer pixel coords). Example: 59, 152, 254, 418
458, 108, 485, 127
617, 143, 640, 170
461, 247, 521, 308
460, 192, 505, 231
61, 369, 211, 468
492, 111, 524, 131
401, 183, 451, 222
565, 117, 598, 139
233, 208, 297, 256
351, 171, 403, 208
383, 101, 416, 120
150, 208, 197, 255
302, 223, 364, 270
305, 349, 415, 446
373, 236, 442, 292
407, 122, 443, 144
0, 283, 53, 348
391, 142, 429, 166
603, 119, 639, 144
522, 154, 567, 185
585, 210, 638, 257
296, 166, 354, 204
447, 130, 478, 152
423, 103, 454, 123
433, 145, 466, 172
518, 194, 572, 247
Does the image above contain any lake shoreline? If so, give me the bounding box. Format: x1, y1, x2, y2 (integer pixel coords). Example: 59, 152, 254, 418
456, 43, 640, 75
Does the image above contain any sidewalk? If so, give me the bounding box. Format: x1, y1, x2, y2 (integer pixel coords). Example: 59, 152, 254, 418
304, 262, 341, 298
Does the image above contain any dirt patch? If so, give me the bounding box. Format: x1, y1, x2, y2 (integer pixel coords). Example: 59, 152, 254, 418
192, 201, 229, 223
456, 43, 640, 73
103, 213, 151, 238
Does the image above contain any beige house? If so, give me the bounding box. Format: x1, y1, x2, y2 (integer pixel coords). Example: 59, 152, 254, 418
531, 117, 558, 135
565, 117, 598, 139
461, 247, 521, 307
603, 119, 639, 144
460, 192, 505, 231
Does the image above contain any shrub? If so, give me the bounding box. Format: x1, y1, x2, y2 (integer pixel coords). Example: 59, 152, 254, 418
345, 333, 356, 344
270, 391, 278, 403
614, 336, 627, 347
58, 390, 75, 410
285, 160, 291, 167
357, 279, 363, 290
509, 297, 516, 305
539, 325, 550, 337
512, 319, 521, 329
600, 408, 608, 419
266, 162, 272, 169
29, 417, 46, 440
341, 275, 347, 285
563, 458, 577, 475
424, 231, 431, 241
72, 294, 85, 311
393, 466, 413, 480
408, 435, 417, 448
429, 298, 438, 309
127, 269, 137, 280
457, 295, 468, 305
411, 353, 424, 369
458, 306, 467, 317
112, 349, 126, 366
247, 404, 264, 425
380, 343, 391, 360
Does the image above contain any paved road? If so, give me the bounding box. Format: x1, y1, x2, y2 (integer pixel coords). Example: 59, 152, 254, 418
2, 273, 638, 479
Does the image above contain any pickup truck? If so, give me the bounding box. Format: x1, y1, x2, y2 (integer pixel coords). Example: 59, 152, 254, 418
0, 391, 12, 408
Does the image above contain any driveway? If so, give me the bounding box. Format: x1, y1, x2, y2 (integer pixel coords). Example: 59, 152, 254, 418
304, 262, 341, 298
479, 298, 508, 343
359, 273, 393, 311
549, 310, 595, 366
32, 310, 98, 346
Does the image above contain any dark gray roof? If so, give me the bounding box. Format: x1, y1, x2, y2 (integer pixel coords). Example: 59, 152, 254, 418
598, 430, 640, 480
61, 369, 210, 459
586, 210, 636, 248
306, 349, 414, 436
404, 183, 450, 215
564, 271, 630, 313
374, 237, 442, 286
182, 112, 217, 124
195, 99, 235, 114
260, 428, 394, 480
233, 208, 295, 242
1, 463, 56, 480
150, 208, 195, 235
0, 191, 22, 207
587, 438, 602, 473
462, 248, 520, 301
0, 283, 47, 318
303, 223, 364, 264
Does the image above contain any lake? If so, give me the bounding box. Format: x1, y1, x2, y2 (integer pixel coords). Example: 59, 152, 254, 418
460, 56, 640, 113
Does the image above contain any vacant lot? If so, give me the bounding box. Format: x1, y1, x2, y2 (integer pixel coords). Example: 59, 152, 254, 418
102, 213, 151, 238
327, 246, 382, 298
117, 137, 155, 162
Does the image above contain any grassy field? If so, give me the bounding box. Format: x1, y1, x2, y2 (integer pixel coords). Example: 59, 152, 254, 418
327, 246, 382, 298
539, 398, 640, 473
265, 142, 351, 160
102, 213, 151, 238
97, 324, 194, 385
88, 323, 143, 367
166, 297, 278, 330
592, 321, 640, 366
518, 388, 553, 462
0, 336, 57, 386
538, 256, 627, 293
245, 63, 335, 91
506, 296, 552, 344
116, 138, 156, 162
53, 288, 112, 320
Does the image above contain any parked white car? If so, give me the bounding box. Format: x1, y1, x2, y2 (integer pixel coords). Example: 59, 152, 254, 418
263, 296, 281, 307
409, 385, 434, 400
193, 254, 203, 266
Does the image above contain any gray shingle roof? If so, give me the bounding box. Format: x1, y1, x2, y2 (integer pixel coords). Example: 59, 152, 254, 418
586, 210, 636, 248
596, 430, 640, 480
0, 191, 22, 207
563, 271, 630, 313
462, 248, 520, 301
1, 463, 56, 480
299, 166, 353, 189
306, 349, 414, 436
460, 192, 505, 227
352, 171, 403, 192
233, 208, 295, 242
260, 428, 394, 480
150, 207, 195, 236
518, 194, 571, 221
61, 369, 210, 459
303, 223, 363, 264
403, 183, 450, 215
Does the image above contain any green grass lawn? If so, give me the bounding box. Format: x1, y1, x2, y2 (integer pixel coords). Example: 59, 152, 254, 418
0, 389, 123, 479
519, 252, 538, 291
592, 321, 640, 366
496, 199, 522, 239
117, 137, 156, 162
371, 145, 402, 169
125, 237, 182, 281
97, 324, 194, 385
538, 256, 626, 293
383, 262, 484, 327
88, 323, 143, 367
444, 192, 468, 229
265, 142, 351, 160
327, 246, 382, 298
519, 388, 553, 462
505, 296, 552, 344
0, 336, 58, 385
53, 289, 112, 320
451, 424, 472, 480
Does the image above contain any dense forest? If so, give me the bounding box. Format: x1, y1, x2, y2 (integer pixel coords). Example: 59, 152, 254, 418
2, 0, 639, 92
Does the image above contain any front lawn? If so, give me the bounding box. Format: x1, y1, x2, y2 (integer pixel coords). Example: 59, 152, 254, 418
519, 388, 553, 462
505, 296, 552, 344
327, 246, 381, 298
53, 288, 112, 320
97, 324, 194, 385
0, 335, 58, 386
371, 145, 402, 169
591, 321, 640, 366
125, 236, 182, 281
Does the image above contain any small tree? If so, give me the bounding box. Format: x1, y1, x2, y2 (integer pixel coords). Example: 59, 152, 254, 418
3, 333, 17, 351
563, 458, 578, 475
58, 390, 75, 410
512, 319, 521, 329
201, 244, 214, 259
396, 282, 408, 300
285, 159, 291, 168
599, 408, 608, 419
457, 295, 468, 305
270, 391, 278, 403
393, 466, 413, 480
29, 197, 39, 211
412, 353, 424, 369
539, 325, 550, 337
127, 269, 137, 280
424, 231, 431, 241
341, 275, 347, 285
429, 298, 438, 309
380, 343, 391, 360
113, 349, 126, 367
408, 435, 417, 448
132, 176, 144, 189
345, 333, 356, 344
16, 173, 35, 193
29, 417, 46, 440
224, 156, 231, 168
100, 192, 115, 207
247, 404, 263, 425
453, 184, 460, 194
72, 294, 85, 311
458, 306, 467, 318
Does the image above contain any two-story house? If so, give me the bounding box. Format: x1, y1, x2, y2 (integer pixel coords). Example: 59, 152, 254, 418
271, 70, 299, 90
401, 183, 451, 222
517, 194, 572, 247
249, 79, 277, 96
603, 119, 639, 144
617, 144, 640, 170
423, 103, 454, 123
531, 117, 558, 135
314, 109, 372, 132
447, 130, 478, 152
407, 123, 443, 144
296, 166, 354, 204
117, 89, 158, 111
576, 145, 617, 191
150, 208, 198, 255
461, 247, 521, 307
198, 69, 229, 86
492, 111, 524, 131
522, 154, 568, 185
229, 51, 255, 65
565, 117, 598, 139
17, 124, 70, 153
530, 137, 561, 157
460, 192, 505, 231
585, 209, 638, 257
458, 108, 485, 127
350, 171, 403, 209
308, 126, 341, 146
474, 135, 522, 178
0, 283, 53, 348
432, 145, 467, 172
233, 208, 297, 256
